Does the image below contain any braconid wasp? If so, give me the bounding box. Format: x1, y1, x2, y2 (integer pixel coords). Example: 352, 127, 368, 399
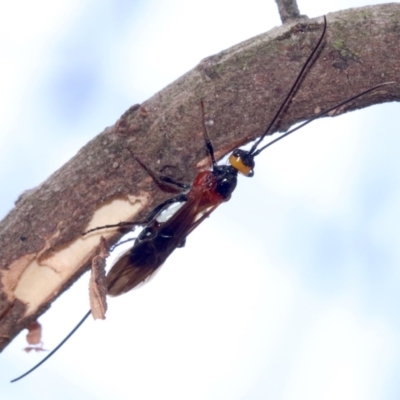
11, 16, 395, 383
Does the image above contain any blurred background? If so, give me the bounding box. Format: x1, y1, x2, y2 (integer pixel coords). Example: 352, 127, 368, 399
1, 0, 400, 399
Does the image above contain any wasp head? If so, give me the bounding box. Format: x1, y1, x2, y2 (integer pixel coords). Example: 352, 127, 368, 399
229, 149, 255, 177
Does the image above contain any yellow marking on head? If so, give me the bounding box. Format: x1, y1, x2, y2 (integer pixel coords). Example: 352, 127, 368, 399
229, 154, 252, 176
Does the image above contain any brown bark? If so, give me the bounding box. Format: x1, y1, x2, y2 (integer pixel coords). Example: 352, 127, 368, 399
0, 4, 400, 351
275, 0, 303, 22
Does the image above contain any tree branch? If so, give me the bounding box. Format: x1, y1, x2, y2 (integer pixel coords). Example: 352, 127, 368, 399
275, 0, 303, 22
0, 4, 399, 351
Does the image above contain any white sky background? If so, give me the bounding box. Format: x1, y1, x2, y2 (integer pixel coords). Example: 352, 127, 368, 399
1, 0, 400, 399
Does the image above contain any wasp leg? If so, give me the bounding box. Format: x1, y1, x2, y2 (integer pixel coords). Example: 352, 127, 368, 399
135, 156, 191, 192
82, 193, 188, 235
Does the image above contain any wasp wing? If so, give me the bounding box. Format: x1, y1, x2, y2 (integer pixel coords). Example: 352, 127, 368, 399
106, 195, 204, 296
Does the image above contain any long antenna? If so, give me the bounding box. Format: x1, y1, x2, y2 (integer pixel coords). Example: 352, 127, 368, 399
11, 310, 92, 383
252, 81, 396, 156
249, 16, 327, 155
